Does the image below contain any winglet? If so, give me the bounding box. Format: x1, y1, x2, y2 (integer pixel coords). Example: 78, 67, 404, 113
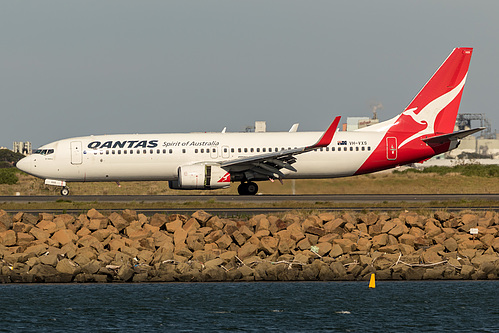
309, 116, 341, 148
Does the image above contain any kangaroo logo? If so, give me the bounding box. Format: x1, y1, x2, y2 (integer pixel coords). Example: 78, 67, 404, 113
217, 172, 231, 183
398, 74, 467, 148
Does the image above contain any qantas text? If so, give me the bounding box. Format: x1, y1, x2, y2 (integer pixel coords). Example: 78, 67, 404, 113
87, 140, 159, 149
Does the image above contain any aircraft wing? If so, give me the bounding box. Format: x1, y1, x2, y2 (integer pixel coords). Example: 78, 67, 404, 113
220, 116, 341, 179
422, 127, 485, 145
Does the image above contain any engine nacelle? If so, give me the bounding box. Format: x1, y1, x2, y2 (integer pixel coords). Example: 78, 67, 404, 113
169, 164, 231, 190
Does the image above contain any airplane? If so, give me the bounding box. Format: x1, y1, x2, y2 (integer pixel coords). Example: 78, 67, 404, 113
17, 47, 482, 196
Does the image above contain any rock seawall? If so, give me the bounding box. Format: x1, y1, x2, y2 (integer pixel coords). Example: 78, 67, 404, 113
0, 209, 498, 283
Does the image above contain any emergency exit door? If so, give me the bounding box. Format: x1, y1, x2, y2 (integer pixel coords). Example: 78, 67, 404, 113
386, 137, 397, 160
71, 141, 83, 165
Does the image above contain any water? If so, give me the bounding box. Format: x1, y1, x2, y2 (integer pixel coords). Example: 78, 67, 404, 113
0, 281, 498, 332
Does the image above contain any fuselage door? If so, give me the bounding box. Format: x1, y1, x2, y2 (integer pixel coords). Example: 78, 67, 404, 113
71, 141, 83, 165
386, 137, 397, 160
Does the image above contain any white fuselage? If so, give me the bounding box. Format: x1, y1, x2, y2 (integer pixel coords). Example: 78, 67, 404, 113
19, 130, 387, 182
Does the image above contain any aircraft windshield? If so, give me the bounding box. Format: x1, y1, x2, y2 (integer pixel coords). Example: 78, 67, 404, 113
34, 149, 55, 155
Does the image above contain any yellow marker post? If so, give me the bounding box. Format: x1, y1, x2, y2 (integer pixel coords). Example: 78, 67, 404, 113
369, 273, 376, 288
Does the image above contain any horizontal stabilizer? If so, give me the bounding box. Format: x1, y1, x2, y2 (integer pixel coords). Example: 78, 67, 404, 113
422, 127, 485, 145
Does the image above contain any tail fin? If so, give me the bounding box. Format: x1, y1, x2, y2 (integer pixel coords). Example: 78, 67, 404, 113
360, 48, 473, 148
395, 48, 473, 147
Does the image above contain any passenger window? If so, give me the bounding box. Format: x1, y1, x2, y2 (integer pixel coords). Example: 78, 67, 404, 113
143, 150, 147, 154
200, 149, 204, 153
238, 148, 242, 153
362, 147, 365, 151
137, 150, 140, 154
112, 150, 115, 155
106, 151, 109, 155
244, 148, 248, 153
256, 148, 260, 153
368, 147, 371, 151
195, 149, 198, 153
262, 148, 266, 153
182, 149, 186, 153
250, 148, 254, 153
130, 150, 133, 154
169, 149, 173, 154
156, 149, 160, 154
224, 148, 228, 153
332, 147, 335, 151
118, 150, 121, 155
344, 147, 347, 151
123, 150, 127, 155
356, 147, 359, 151
231, 148, 234, 153
349, 147, 353, 151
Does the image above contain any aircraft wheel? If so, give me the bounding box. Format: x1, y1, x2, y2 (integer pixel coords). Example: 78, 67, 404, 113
60, 187, 70, 196
246, 182, 258, 195
237, 182, 248, 195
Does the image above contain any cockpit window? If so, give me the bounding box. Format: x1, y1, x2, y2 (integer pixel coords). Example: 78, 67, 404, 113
34, 149, 55, 155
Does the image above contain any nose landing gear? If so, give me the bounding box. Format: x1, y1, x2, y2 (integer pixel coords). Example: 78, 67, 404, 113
44, 179, 70, 196
60, 187, 70, 196
237, 181, 258, 195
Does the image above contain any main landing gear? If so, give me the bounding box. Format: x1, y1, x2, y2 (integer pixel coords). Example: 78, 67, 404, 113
237, 181, 258, 195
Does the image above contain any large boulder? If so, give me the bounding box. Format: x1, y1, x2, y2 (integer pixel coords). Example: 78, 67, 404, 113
238, 243, 258, 260
52, 229, 78, 246
0, 210, 13, 230
56, 259, 80, 275
260, 236, 278, 255
36, 220, 58, 234
191, 210, 212, 225
29, 227, 50, 242
149, 213, 167, 228
0, 230, 16, 246
108, 212, 130, 232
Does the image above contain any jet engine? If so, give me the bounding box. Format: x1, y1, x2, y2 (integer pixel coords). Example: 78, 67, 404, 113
169, 164, 230, 190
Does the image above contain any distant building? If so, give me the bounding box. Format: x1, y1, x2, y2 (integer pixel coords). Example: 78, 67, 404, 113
255, 121, 267, 133
448, 113, 499, 159
13, 141, 32, 155
344, 117, 379, 131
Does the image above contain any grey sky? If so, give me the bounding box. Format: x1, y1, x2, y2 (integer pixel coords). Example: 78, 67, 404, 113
1, 1, 498, 148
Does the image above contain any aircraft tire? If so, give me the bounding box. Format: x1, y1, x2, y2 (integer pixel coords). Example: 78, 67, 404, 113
61, 187, 70, 196
246, 182, 258, 195
237, 183, 248, 195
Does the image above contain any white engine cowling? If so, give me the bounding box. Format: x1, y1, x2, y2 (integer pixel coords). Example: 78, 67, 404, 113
169, 164, 231, 190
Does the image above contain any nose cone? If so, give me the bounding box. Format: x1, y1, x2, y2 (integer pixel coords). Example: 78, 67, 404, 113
16, 156, 32, 174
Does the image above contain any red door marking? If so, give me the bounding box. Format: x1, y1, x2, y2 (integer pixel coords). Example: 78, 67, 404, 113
386, 137, 397, 160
